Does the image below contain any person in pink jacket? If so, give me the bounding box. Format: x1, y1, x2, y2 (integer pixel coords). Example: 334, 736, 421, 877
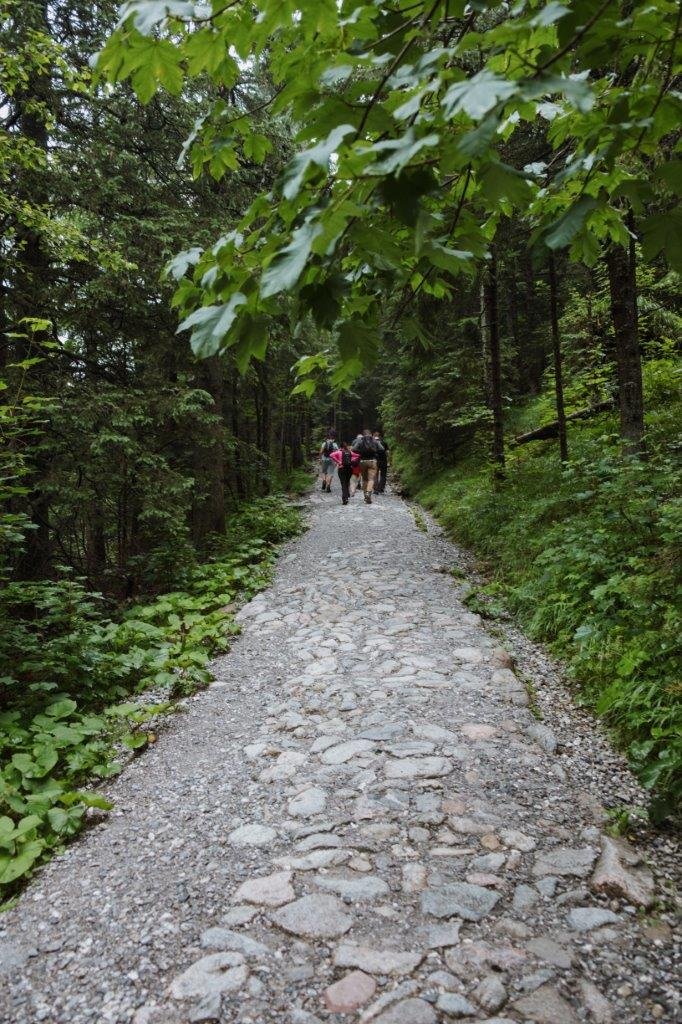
330, 443, 360, 505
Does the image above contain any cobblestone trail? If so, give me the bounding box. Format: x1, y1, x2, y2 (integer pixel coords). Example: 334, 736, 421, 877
0, 489, 678, 1024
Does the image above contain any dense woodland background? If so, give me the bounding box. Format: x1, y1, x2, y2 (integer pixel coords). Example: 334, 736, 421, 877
0, 0, 680, 891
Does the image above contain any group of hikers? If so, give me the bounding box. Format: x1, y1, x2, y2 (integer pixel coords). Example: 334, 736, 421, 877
319, 428, 389, 506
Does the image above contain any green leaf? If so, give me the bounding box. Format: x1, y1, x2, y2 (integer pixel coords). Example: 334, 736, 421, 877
260, 221, 323, 299
282, 125, 354, 200
0, 840, 43, 885
545, 197, 598, 250
641, 210, 682, 273
177, 293, 248, 358
442, 71, 518, 121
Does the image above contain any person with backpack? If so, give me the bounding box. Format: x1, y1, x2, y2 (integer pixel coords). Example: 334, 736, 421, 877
330, 442, 360, 505
352, 429, 383, 504
319, 432, 338, 492
373, 431, 389, 494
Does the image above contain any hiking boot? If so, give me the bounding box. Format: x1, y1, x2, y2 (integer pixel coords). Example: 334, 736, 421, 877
365, 493, 372, 504
342, 498, 348, 505
321, 481, 326, 490
326, 484, 332, 492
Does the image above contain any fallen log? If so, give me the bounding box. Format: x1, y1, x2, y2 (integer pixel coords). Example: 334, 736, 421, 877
514, 399, 614, 444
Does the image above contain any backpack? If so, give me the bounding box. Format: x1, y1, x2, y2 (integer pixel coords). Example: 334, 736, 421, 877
323, 439, 336, 455
356, 435, 377, 458
341, 449, 352, 468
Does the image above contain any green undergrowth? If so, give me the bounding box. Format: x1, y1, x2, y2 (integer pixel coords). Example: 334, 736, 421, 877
397, 359, 681, 822
0, 496, 303, 900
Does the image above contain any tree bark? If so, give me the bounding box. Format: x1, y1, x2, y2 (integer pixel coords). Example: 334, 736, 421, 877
13, 0, 53, 579
605, 237, 645, 455
548, 252, 568, 462
514, 400, 614, 444
193, 355, 226, 543
481, 252, 505, 477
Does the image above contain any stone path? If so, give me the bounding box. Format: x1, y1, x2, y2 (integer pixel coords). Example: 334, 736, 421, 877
0, 488, 678, 1024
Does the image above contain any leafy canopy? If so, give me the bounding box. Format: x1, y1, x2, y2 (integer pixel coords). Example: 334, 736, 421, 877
98, 1, 682, 385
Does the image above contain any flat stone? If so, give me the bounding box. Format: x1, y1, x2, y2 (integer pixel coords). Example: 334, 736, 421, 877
402, 862, 427, 892
525, 723, 557, 754
320, 739, 375, 764
333, 943, 424, 976
169, 953, 248, 999
315, 872, 389, 900
590, 835, 655, 908
513, 984, 580, 1024
436, 992, 476, 1017
566, 907, 620, 932
448, 815, 493, 836
233, 870, 295, 908
222, 904, 259, 926
578, 979, 613, 1023
473, 975, 507, 1013
532, 846, 597, 878
374, 998, 437, 1024
426, 923, 461, 949
323, 970, 376, 1013
526, 937, 573, 969
385, 756, 450, 779
296, 833, 342, 852
200, 929, 270, 958
500, 828, 536, 852
421, 882, 501, 922
228, 823, 277, 847
453, 647, 485, 662
189, 993, 222, 1023
288, 787, 327, 818
461, 723, 497, 740
270, 894, 352, 939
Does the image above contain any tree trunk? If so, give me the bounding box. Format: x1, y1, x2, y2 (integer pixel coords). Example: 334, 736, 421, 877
548, 253, 568, 462
13, 0, 53, 579
605, 238, 644, 455
193, 355, 226, 543
481, 253, 505, 477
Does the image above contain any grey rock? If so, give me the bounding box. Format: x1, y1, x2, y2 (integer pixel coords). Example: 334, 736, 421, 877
474, 976, 507, 1013
200, 928, 270, 958
288, 787, 326, 818
374, 998, 437, 1024
526, 936, 574, 969
333, 943, 423, 976
270, 894, 352, 939
532, 846, 597, 878
228, 823, 277, 847
513, 983, 580, 1024
169, 953, 248, 999
590, 834, 655, 908
188, 993, 222, 1023
436, 992, 476, 1017
525, 723, 558, 755
314, 872, 389, 900
421, 882, 501, 922
566, 906, 620, 932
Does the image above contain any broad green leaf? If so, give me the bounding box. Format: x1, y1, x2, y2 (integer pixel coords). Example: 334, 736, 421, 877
282, 125, 354, 200
0, 840, 44, 885
545, 197, 598, 250
260, 221, 323, 298
442, 71, 518, 121
177, 293, 248, 358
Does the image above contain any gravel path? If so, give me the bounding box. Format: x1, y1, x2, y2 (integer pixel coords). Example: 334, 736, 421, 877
1, 487, 679, 1024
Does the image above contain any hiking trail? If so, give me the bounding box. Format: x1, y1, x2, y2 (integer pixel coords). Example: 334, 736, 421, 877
0, 488, 678, 1024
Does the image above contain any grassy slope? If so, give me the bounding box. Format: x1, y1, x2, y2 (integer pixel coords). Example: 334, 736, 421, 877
395, 359, 681, 820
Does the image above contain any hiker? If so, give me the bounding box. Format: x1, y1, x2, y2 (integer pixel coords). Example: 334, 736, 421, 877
352, 429, 383, 504
373, 431, 389, 494
319, 431, 338, 492
330, 442, 360, 505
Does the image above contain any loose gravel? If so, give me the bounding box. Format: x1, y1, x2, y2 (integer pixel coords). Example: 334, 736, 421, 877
0, 486, 679, 1024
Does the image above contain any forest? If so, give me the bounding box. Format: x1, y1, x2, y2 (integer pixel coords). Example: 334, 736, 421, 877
0, 0, 680, 892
